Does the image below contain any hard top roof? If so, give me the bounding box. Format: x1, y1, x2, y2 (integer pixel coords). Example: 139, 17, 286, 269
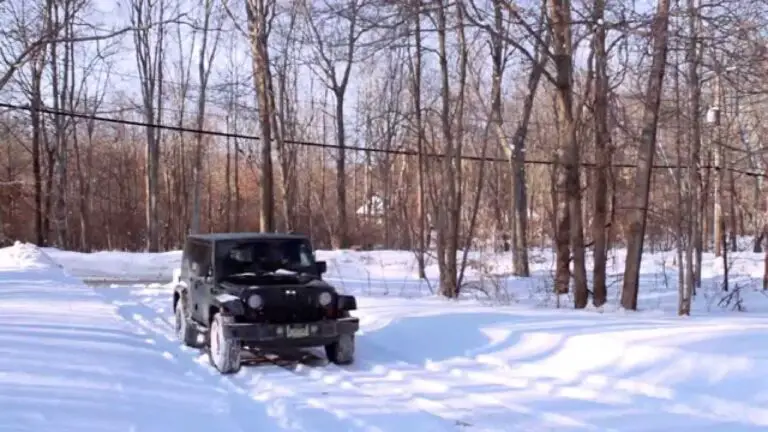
187, 232, 309, 243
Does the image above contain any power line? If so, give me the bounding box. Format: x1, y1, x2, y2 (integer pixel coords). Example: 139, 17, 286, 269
2, 101, 766, 178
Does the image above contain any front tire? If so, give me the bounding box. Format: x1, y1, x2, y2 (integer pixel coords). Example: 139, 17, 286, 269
208, 312, 241, 374
326, 333, 355, 365
175, 293, 200, 348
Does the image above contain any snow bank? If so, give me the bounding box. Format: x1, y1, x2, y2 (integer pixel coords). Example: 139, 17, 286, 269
47, 244, 768, 314
43, 247, 182, 282
0, 241, 63, 272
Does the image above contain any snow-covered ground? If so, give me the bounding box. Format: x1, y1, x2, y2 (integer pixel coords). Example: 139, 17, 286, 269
3, 242, 768, 431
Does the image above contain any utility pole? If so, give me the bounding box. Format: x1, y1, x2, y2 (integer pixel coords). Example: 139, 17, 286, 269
709, 71, 724, 258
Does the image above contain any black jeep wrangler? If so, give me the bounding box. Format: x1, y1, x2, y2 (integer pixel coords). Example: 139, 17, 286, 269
172, 232, 359, 374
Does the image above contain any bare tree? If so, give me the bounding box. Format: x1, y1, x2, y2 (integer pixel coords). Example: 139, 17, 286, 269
166, 17, 194, 242
131, 0, 167, 252
244, 0, 279, 232
300, 0, 373, 248
405, 0, 427, 278
485, 0, 532, 277
428, 0, 469, 298
621, 0, 673, 310
591, 0, 610, 307
0, 0, 180, 93
548, 0, 589, 308
48, 0, 92, 248
30, 48, 48, 246
272, 0, 304, 232
73, 75, 110, 251
463, 0, 573, 296
190, 0, 224, 234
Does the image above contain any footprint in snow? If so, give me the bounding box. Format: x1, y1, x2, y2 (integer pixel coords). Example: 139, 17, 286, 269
162, 351, 176, 362
144, 338, 156, 345
230, 386, 247, 395
184, 370, 204, 382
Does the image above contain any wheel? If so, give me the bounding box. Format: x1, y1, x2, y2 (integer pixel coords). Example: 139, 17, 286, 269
208, 312, 241, 374
326, 310, 355, 365
325, 333, 355, 365
175, 293, 201, 347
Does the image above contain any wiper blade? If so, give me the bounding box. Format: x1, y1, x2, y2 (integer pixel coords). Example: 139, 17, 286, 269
227, 271, 266, 277
272, 268, 299, 275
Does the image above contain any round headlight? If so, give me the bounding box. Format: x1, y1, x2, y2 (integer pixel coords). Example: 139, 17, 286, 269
318, 291, 332, 306
247, 294, 263, 309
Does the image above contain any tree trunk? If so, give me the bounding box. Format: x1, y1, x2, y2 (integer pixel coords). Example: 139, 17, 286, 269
621, 0, 672, 310
549, 0, 588, 308
713, 74, 724, 258
131, 0, 165, 252
246, 0, 275, 232
191, 0, 221, 234
685, 0, 704, 289
489, 0, 541, 277
592, 0, 610, 307
30, 53, 46, 246
434, 0, 462, 298
333, 93, 348, 247
409, 0, 427, 278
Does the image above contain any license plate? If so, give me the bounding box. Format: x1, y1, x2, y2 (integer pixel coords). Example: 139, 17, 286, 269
285, 325, 309, 338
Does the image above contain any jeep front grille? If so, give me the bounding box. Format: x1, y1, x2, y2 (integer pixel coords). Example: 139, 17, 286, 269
246, 287, 329, 324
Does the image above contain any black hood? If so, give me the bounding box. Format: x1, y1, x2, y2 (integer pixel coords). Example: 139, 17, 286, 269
219, 270, 318, 286
218, 274, 333, 294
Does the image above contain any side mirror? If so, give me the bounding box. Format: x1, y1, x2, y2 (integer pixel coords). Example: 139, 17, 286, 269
316, 260, 327, 274
337, 294, 357, 311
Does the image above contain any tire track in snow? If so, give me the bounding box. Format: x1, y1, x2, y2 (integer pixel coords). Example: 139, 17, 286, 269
125, 290, 468, 431
102, 288, 458, 432
352, 328, 768, 431
322, 337, 605, 431
467, 344, 768, 429
108, 295, 377, 431
124, 285, 600, 431
120, 285, 598, 430
105, 285, 602, 430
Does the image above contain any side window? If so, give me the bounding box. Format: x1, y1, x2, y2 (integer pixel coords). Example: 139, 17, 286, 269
180, 241, 192, 280
199, 244, 212, 276
285, 240, 313, 267
298, 244, 312, 267
189, 242, 211, 277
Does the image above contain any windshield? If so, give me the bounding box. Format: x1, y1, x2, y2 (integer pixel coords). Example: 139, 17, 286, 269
215, 239, 316, 279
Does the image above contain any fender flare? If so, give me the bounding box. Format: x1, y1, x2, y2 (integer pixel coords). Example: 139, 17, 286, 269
173, 284, 188, 311
213, 293, 245, 316
337, 294, 357, 311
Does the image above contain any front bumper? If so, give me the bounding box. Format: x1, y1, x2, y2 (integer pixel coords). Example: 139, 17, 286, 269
221, 317, 360, 343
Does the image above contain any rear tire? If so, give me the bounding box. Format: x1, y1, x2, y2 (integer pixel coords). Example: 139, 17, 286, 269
208, 312, 241, 374
175, 293, 201, 348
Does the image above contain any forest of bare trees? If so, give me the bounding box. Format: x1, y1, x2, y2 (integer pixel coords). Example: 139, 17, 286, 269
2, 0, 768, 314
